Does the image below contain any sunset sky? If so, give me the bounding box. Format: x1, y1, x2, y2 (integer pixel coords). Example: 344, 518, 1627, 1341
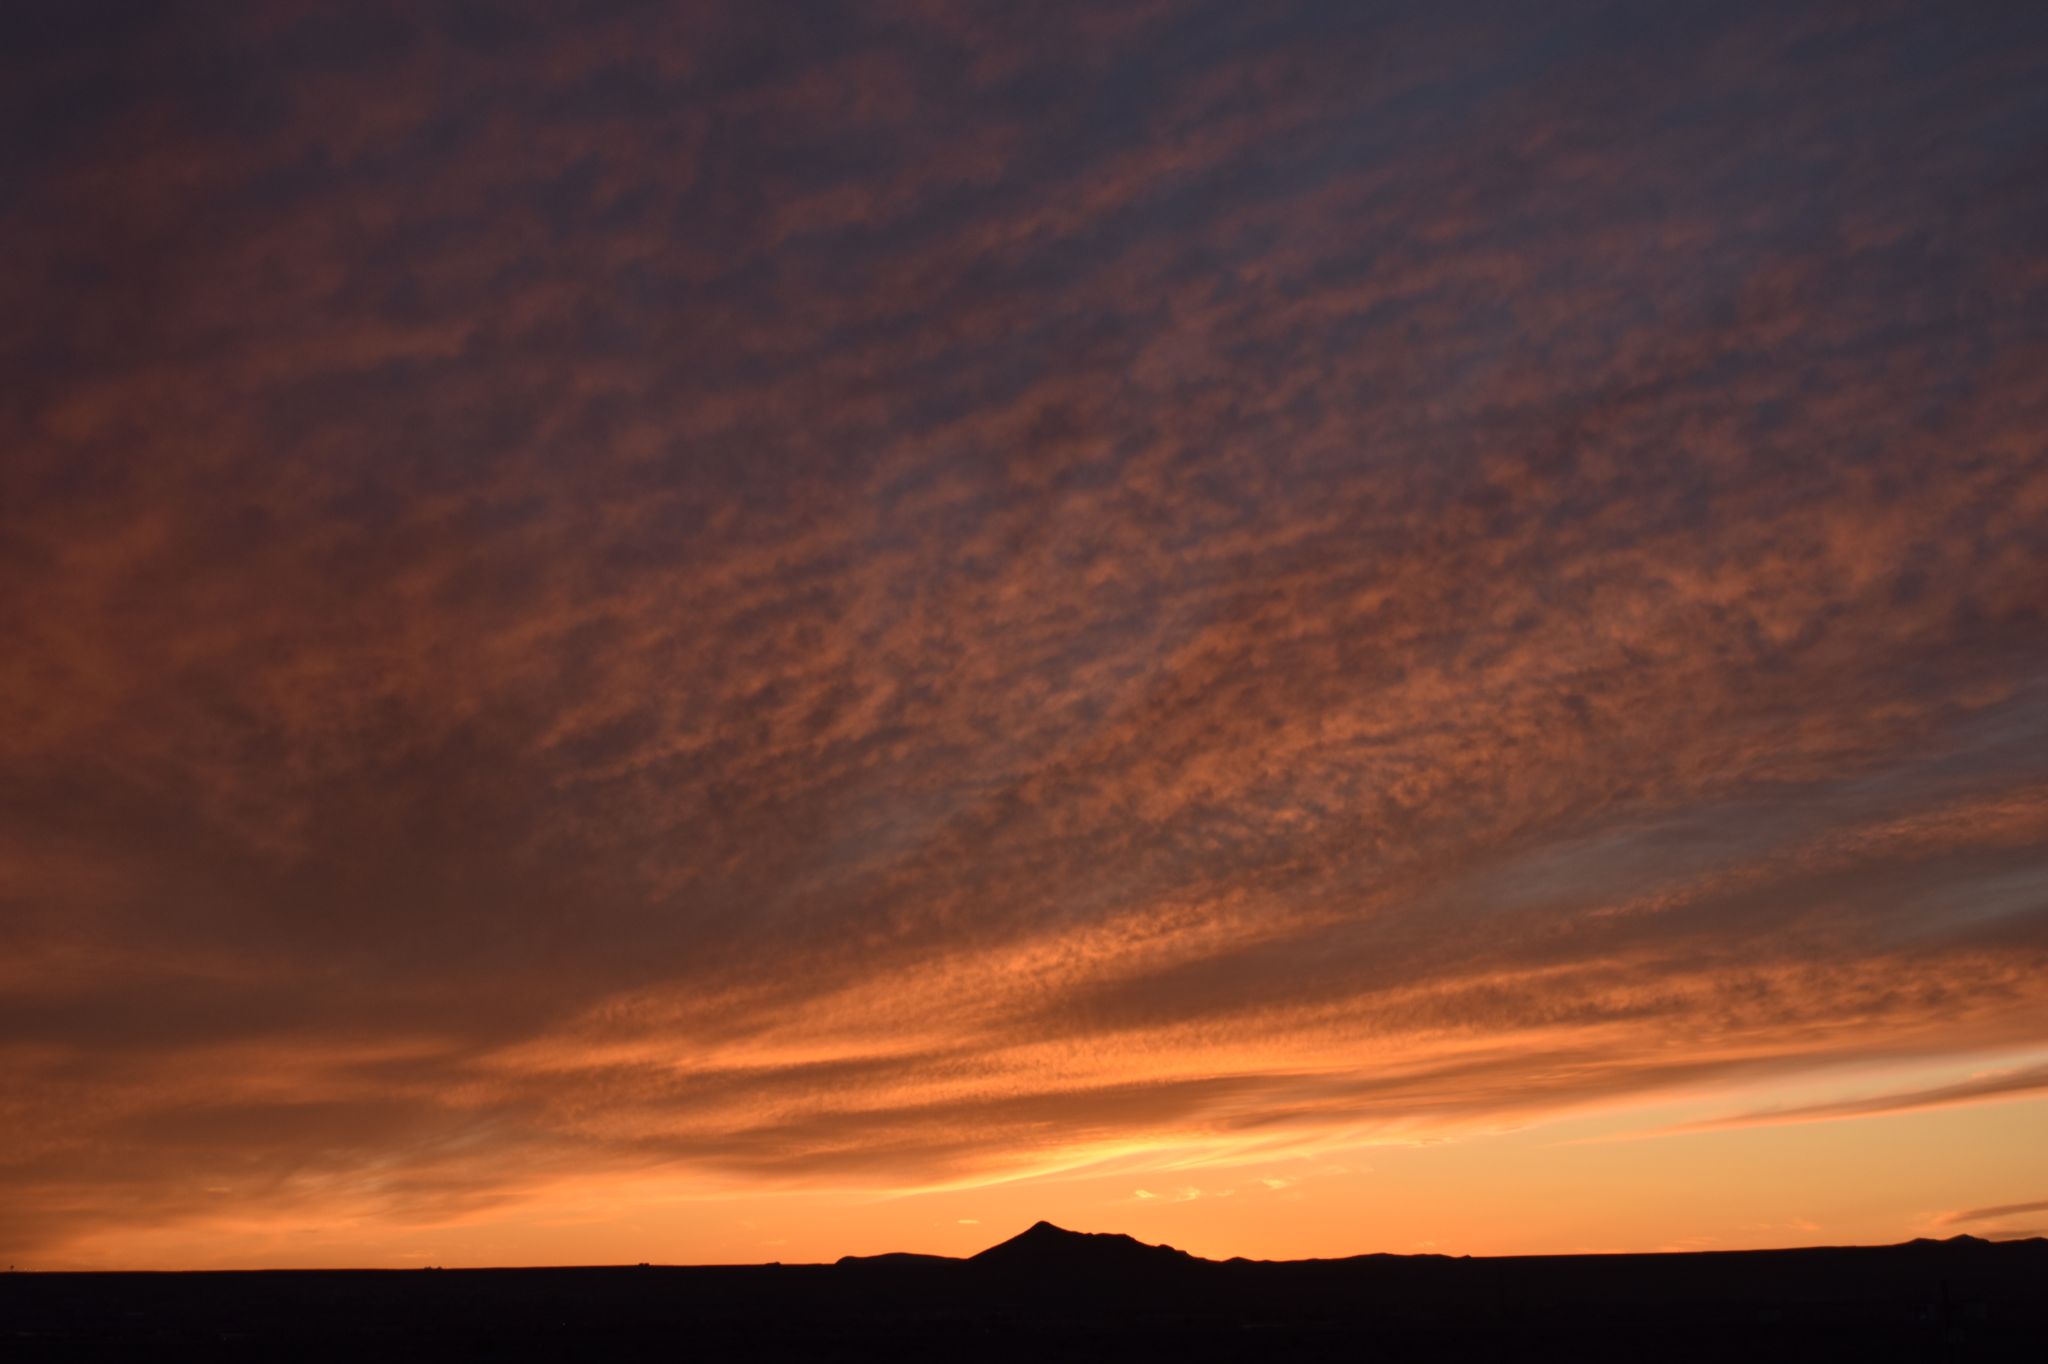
4, 0, 2046, 1270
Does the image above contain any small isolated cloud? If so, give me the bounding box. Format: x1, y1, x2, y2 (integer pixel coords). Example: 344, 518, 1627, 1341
1659, 1236, 1721, 1252
956, 1219, 980, 1225
1676, 1061, 2048, 1134
1132, 1190, 1158, 1201
1936, 1199, 2048, 1227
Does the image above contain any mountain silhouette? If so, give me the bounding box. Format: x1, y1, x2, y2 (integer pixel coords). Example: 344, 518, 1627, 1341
968, 1220, 1200, 1272
9, 1227, 2048, 1358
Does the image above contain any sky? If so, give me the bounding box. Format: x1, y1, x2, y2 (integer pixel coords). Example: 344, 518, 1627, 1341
2, 0, 2045, 1269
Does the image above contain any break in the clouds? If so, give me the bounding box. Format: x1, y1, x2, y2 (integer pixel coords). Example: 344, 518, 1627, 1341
2, 0, 2046, 1263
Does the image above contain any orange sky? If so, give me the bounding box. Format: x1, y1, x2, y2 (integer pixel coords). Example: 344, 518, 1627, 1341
3, 0, 2046, 1269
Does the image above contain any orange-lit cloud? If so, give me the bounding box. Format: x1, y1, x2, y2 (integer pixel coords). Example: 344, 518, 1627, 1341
1672, 1060, 2048, 1133
2, 0, 2045, 1266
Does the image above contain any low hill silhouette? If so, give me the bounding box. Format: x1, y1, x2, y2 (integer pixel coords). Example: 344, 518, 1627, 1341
837, 1219, 1198, 1274
970, 1219, 1199, 1271
9, 1227, 2046, 1360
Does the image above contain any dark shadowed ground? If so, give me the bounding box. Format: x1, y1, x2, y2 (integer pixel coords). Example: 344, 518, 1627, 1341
4, 1224, 2043, 1361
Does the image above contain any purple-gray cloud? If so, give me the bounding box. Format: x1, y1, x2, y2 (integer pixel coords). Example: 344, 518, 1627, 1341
1939, 1199, 2048, 1226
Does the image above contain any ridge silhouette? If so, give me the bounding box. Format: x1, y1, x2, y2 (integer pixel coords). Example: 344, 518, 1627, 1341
968, 1220, 1199, 1271
835, 1219, 1201, 1279
833, 1221, 2033, 1270
8, 1228, 2046, 1359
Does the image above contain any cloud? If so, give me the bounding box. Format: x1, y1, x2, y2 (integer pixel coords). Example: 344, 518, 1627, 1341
1673, 1061, 2048, 1134
1936, 1199, 2048, 1227
1, 0, 2045, 1262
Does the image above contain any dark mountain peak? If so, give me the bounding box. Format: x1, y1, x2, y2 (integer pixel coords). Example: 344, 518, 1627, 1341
1015, 1219, 1079, 1244
970, 1221, 1199, 1270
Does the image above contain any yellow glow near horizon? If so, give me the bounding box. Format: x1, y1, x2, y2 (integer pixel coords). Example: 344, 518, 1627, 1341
30, 1059, 2048, 1270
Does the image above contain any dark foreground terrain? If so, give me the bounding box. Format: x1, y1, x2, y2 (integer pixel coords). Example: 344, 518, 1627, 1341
5, 1223, 2043, 1361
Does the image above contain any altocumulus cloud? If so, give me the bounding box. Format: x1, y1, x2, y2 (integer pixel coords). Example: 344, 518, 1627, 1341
2, 0, 2046, 1260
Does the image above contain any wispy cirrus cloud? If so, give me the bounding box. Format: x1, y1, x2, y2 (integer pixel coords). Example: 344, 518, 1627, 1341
1672, 1061, 2048, 1135
1938, 1199, 2048, 1227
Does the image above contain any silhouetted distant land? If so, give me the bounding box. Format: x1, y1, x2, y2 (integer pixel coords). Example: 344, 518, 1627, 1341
971, 1218, 1200, 1270
837, 1218, 1199, 1275
6, 1227, 2045, 1361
